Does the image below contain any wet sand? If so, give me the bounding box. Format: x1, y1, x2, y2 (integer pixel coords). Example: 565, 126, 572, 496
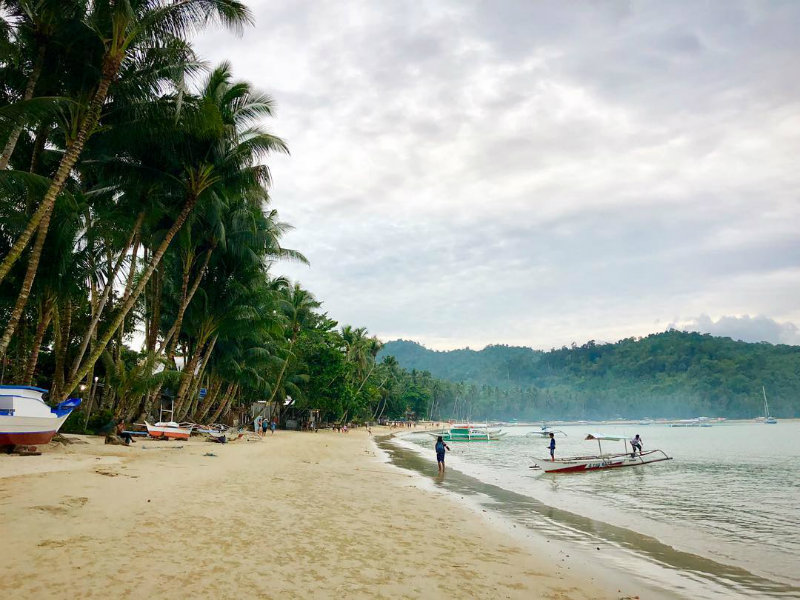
0, 428, 640, 599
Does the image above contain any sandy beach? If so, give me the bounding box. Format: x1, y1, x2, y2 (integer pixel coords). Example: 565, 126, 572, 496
1, 429, 638, 599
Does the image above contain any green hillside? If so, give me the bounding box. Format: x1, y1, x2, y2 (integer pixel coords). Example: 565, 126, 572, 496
377, 331, 800, 420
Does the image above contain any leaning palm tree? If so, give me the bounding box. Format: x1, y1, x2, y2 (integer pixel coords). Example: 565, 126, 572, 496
266, 282, 320, 418
62, 62, 288, 400
0, 0, 252, 288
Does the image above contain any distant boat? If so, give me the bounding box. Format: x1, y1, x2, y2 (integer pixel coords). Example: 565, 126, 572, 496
429, 423, 506, 442
763, 387, 777, 424
0, 385, 81, 447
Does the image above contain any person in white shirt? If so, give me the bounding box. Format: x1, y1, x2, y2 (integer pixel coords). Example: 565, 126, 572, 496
630, 434, 643, 457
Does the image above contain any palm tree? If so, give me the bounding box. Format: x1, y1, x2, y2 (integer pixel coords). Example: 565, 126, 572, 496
62, 62, 288, 400
0, 0, 252, 291
266, 282, 320, 419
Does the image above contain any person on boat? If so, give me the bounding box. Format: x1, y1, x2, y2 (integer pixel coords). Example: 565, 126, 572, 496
630, 434, 643, 457
435, 435, 450, 473
548, 432, 556, 461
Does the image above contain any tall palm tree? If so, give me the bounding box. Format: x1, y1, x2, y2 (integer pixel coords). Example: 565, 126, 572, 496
62, 62, 288, 400
0, 0, 252, 288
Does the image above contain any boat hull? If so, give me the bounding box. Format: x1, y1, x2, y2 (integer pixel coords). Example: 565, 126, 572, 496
534, 450, 672, 473
0, 386, 79, 447
145, 421, 192, 440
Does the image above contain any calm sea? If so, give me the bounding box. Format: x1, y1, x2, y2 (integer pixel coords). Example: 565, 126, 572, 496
382, 421, 800, 599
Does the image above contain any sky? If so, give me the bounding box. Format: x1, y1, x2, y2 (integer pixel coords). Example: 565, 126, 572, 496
192, 1, 800, 350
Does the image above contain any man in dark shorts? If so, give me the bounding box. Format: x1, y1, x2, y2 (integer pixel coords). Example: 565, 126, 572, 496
435, 436, 450, 474
548, 432, 556, 461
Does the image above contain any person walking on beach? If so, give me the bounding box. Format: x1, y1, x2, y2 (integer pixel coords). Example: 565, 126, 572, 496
270, 419, 277, 435
548, 432, 556, 461
262, 418, 269, 436
254, 415, 263, 437
435, 436, 450, 474
630, 434, 643, 457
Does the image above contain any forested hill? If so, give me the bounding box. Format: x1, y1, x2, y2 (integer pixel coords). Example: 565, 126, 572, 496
377, 331, 800, 419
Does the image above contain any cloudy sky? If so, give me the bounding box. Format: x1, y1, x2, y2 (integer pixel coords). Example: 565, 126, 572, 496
193, 1, 800, 350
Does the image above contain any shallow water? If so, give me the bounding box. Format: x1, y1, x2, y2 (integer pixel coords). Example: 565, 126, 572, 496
381, 421, 800, 599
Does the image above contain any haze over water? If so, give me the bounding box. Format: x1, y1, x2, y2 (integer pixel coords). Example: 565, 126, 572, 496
388, 421, 800, 599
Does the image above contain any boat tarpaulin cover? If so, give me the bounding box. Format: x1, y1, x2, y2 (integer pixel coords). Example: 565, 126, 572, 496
584, 433, 628, 441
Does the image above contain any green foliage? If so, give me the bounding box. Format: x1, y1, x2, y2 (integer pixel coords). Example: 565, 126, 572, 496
379, 331, 800, 420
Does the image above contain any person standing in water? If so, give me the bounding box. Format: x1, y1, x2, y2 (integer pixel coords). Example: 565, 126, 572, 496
435, 436, 450, 474
630, 434, 643, 457
548, 432, 556, 461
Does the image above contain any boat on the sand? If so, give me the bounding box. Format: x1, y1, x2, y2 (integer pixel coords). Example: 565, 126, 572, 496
0, 385, 81, 447
532, 433, 672, 473
145, 420, 193, 440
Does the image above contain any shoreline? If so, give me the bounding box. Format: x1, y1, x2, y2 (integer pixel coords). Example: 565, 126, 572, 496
1, 428, 643, 599
386, 428, 800, 599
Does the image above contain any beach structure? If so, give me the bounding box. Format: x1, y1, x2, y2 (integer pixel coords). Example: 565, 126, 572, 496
532, 433, 672, 473
0, 385, 81, 446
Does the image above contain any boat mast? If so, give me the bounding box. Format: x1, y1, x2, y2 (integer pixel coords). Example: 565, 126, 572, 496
762, 386, 770, 418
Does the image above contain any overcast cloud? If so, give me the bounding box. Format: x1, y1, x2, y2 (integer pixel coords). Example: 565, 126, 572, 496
193, 1, 800, 350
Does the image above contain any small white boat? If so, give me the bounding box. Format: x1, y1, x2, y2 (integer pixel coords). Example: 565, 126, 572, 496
532, 433, 672, 474
145, 421, 193, 440
526, 426, 567, 438
762, 387, 777, 424
0, 385, 81, 446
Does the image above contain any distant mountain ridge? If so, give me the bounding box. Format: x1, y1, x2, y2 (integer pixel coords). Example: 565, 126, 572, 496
377, 331, 800, 419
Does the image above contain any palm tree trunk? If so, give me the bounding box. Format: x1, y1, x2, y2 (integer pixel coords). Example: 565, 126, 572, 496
0, 55, 118, 287
0, 205, 53, 355
180, 336, 216, 422
174, 336, 207, 416
267, 335, 297, 419
67, 214, 143, 383
0, 45, 46, 170
50, 300, 72, 401
159, 246, 213, 359
61, 193, 199, 400
208, 383, 237, 424
195, 378, 222, 423
21, 298, 54, 385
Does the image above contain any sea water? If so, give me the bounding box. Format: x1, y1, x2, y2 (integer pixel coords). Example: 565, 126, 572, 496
382, 422, 800, 599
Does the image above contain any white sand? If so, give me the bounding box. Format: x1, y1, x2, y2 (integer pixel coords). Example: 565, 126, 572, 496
0, 429, 643, 599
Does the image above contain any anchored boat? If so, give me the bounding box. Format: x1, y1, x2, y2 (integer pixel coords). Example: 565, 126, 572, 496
532, 433, 672, 473
0, 385, 81, 447
762, 387, 777, 424
430, 423, 506, 442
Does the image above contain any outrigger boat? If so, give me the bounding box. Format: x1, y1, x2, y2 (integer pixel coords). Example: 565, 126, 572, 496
145, 397, 192, 440
429, 423, 506, 442
0, 385, 81, 447
526, 425, 567, 437
532, 433, 672, 473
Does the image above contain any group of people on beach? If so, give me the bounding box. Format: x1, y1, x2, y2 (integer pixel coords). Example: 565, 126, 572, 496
253, 416, 277, 437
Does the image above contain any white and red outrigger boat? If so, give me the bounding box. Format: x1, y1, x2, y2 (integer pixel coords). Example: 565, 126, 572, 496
144, 397, 192, 440
0, 385, 81, 447
533, 433, 672, 474
144, 420, 192, 440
